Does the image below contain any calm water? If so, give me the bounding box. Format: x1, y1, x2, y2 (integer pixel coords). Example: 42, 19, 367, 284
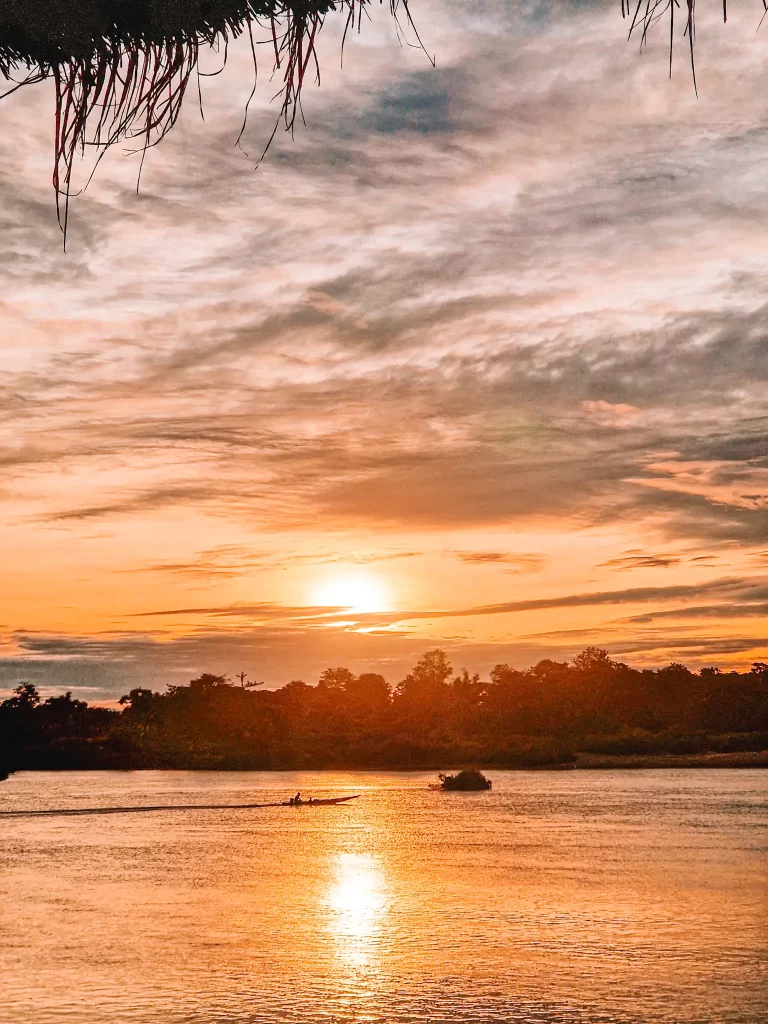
0, 770, 765, 1024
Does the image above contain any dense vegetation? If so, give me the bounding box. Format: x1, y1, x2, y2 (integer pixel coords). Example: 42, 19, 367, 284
438, 769, 492, 791
1, 649, 767, 772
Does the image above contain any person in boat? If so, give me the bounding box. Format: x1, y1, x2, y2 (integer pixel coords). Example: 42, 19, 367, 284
292, 792, 302, 805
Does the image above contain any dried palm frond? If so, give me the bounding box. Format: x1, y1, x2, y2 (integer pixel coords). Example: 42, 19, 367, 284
0, 1, 419, 241
622, 0, 763, 92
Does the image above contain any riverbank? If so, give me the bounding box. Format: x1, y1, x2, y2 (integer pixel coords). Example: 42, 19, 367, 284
574, 750, 768, 769
4, 751, 768, 776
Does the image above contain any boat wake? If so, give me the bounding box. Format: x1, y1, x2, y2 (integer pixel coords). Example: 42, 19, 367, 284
0, 795, 361, 818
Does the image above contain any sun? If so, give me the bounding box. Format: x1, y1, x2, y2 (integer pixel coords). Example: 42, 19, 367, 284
312, 570, 390, 613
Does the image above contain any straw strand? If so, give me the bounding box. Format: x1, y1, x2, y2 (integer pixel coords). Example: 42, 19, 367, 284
0, 1, 412, 243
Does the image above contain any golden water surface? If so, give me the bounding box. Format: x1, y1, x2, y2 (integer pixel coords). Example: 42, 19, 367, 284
1, 770, 766, 1023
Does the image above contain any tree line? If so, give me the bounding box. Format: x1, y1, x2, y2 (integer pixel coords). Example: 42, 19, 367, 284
1, 648, 767, 772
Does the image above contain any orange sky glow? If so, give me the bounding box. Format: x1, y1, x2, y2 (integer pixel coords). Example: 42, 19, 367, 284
1, 0, 766, 700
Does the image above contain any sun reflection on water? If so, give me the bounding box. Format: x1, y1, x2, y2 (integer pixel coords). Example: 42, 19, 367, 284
327, 852, 387, 969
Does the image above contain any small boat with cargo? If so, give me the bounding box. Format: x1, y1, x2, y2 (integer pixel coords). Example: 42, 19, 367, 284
430, 769, 492, 791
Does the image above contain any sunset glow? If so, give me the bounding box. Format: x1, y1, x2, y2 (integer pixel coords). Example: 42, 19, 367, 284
0, 1, 766, 702
312, 572, 392, 614
2, 4, 767, 1024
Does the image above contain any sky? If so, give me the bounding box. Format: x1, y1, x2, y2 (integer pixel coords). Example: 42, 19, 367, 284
1, 0, 766, 701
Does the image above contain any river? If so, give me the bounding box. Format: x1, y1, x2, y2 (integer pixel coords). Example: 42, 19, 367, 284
1, 770, 765, 1023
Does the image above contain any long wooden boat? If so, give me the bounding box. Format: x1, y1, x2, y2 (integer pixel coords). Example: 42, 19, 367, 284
281, 795, 361, 807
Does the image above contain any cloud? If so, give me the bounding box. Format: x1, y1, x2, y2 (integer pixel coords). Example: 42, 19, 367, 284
131, 575, 763, 624
599, 551, 684, 571
36, 486, 214, 523
134, 545, 422, 580
2, 0, 768, 691
581, 400, 641, 427
624, 602, 768, 623
405, 576, 758, 619
12, 292, 768, 539
130, 603, 342, 621
453, 551, 546, 572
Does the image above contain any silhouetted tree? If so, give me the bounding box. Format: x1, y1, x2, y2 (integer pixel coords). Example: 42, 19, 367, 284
395, 649, 453, 742
2, 682, 41, 711
3, 647, 767, 771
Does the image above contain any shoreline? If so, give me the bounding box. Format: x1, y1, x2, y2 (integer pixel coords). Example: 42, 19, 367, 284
573, 750, 768, 770
3, 750, 768, 775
